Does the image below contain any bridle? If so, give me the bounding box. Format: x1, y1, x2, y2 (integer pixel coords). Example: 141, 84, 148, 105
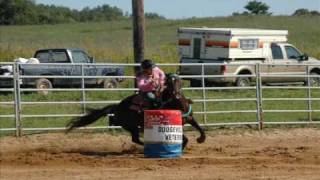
166, 74, 182, 99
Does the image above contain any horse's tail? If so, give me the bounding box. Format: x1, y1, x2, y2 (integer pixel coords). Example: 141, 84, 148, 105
66, 104, 116, 133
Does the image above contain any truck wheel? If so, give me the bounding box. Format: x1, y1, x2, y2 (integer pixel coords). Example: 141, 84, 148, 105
310, 72, 320, 87
190, 80, 202, 87
103, 79, 117, 89
35, 78, 52, 95
236, 77, 251, 87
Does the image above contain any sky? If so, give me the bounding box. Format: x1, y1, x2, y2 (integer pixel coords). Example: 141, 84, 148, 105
36, 0, 320, 19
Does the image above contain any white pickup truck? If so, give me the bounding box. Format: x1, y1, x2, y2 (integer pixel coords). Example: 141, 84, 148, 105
178, 28, 320, 86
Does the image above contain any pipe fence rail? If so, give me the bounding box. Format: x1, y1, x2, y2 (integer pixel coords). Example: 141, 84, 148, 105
0, 62, 319, 136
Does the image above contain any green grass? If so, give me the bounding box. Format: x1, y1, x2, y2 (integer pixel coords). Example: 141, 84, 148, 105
1, 16, 320, 62
1, 16, 320, 134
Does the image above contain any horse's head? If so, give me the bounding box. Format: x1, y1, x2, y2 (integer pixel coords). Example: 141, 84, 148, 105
165, 73, 182, 98
163, 74, 193, 120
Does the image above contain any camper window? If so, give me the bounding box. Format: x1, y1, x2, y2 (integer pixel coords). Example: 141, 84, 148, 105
240, 39, 258, 50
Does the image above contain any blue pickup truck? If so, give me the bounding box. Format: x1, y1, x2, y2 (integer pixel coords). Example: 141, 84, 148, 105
0, 49, 124, 92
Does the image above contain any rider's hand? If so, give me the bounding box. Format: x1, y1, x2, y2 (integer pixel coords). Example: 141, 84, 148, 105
155, 90, 161, 97
151, 78, 159, 86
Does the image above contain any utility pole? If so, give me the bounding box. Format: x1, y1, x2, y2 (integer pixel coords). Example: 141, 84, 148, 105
132, 0, 145, 75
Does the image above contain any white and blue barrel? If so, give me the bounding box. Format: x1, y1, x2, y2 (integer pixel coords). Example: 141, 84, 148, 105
144, 110, 183, 158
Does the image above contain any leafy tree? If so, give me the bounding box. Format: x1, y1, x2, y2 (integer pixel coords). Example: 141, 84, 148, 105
232, 11, 249, 16
244, 0, 271, 15
293, 9, 320, 16
310, 11, 320, 16
78, 5, 123, 22
0, 0, 37, 25
145, 12, 165, 19
0, 0, 167, 25
232, 12, 241, 16
293, 8, 310, 16
0, 0, 125, 25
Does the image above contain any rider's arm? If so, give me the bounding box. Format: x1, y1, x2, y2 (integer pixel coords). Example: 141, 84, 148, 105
157, 68, 166, 87
137, 75, 154, 92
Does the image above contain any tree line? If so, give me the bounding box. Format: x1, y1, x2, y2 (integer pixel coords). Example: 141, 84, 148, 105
233, 0, 320, 16
0, 0, 318, 25
0, 0, 165, 25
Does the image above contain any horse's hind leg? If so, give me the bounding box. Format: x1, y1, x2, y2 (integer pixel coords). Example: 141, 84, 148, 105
182, 134, 188, 150
188, 116, 206, 143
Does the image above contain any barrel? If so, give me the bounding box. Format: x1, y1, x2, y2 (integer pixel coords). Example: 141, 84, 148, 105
144, 110, 183, 158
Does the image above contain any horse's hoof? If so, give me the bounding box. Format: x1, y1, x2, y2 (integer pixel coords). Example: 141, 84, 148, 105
197, 136, 206, 143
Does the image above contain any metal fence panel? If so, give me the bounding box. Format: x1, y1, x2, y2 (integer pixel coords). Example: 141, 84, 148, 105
0, 62, 319, 135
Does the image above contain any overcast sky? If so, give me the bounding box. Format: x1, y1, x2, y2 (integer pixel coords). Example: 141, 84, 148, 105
36, 0, 320, 19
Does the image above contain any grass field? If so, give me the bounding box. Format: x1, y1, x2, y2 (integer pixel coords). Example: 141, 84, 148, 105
1, 16, 320, 62
1, 16, 320, 134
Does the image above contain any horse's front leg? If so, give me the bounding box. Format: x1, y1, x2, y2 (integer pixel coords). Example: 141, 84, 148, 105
186, 116, 206, 143
182, 134, 188, 150
125, 126, 144, 146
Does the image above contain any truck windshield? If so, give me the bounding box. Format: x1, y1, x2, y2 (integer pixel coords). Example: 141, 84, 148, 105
285, 46, 301, 60
72, 50, 90, 63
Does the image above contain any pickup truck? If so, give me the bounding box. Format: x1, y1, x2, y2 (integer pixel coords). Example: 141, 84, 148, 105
0, 49, 124, 92
177, 28, 320, 87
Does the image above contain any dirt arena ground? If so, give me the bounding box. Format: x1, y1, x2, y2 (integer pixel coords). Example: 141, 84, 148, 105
1, 128, 320, 180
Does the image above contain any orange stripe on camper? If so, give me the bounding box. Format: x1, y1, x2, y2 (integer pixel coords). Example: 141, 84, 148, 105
206, 41, 228, 48
229, 41, 239, 48
206, 41, 238, 48
178, 39, 191, 46
259, 42, 264, 48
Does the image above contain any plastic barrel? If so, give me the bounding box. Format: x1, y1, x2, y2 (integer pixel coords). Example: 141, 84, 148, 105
144, 110, 183, 158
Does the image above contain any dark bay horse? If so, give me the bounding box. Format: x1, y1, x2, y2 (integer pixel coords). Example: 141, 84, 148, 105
66, 74, 206, 149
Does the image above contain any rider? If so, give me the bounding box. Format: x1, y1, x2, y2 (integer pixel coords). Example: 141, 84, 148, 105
136, 59, 166, 108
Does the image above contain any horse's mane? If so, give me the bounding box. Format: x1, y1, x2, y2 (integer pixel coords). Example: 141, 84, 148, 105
163, 74, 192, 113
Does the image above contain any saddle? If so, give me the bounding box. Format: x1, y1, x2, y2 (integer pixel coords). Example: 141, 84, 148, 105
129, 93, 160, 113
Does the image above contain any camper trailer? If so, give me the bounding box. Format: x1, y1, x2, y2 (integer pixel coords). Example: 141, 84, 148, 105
178, 27, 320, 87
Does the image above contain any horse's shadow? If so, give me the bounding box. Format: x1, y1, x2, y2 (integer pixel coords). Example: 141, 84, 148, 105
64, 147, 144, 157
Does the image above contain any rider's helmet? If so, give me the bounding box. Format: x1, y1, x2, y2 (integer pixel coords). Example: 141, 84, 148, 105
141, 59, 155, 70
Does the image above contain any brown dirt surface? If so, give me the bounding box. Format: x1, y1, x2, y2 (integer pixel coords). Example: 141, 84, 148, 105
1, 128, 320, 180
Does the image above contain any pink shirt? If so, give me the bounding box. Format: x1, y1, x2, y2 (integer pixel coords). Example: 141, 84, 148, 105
137, 67, 166, 92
